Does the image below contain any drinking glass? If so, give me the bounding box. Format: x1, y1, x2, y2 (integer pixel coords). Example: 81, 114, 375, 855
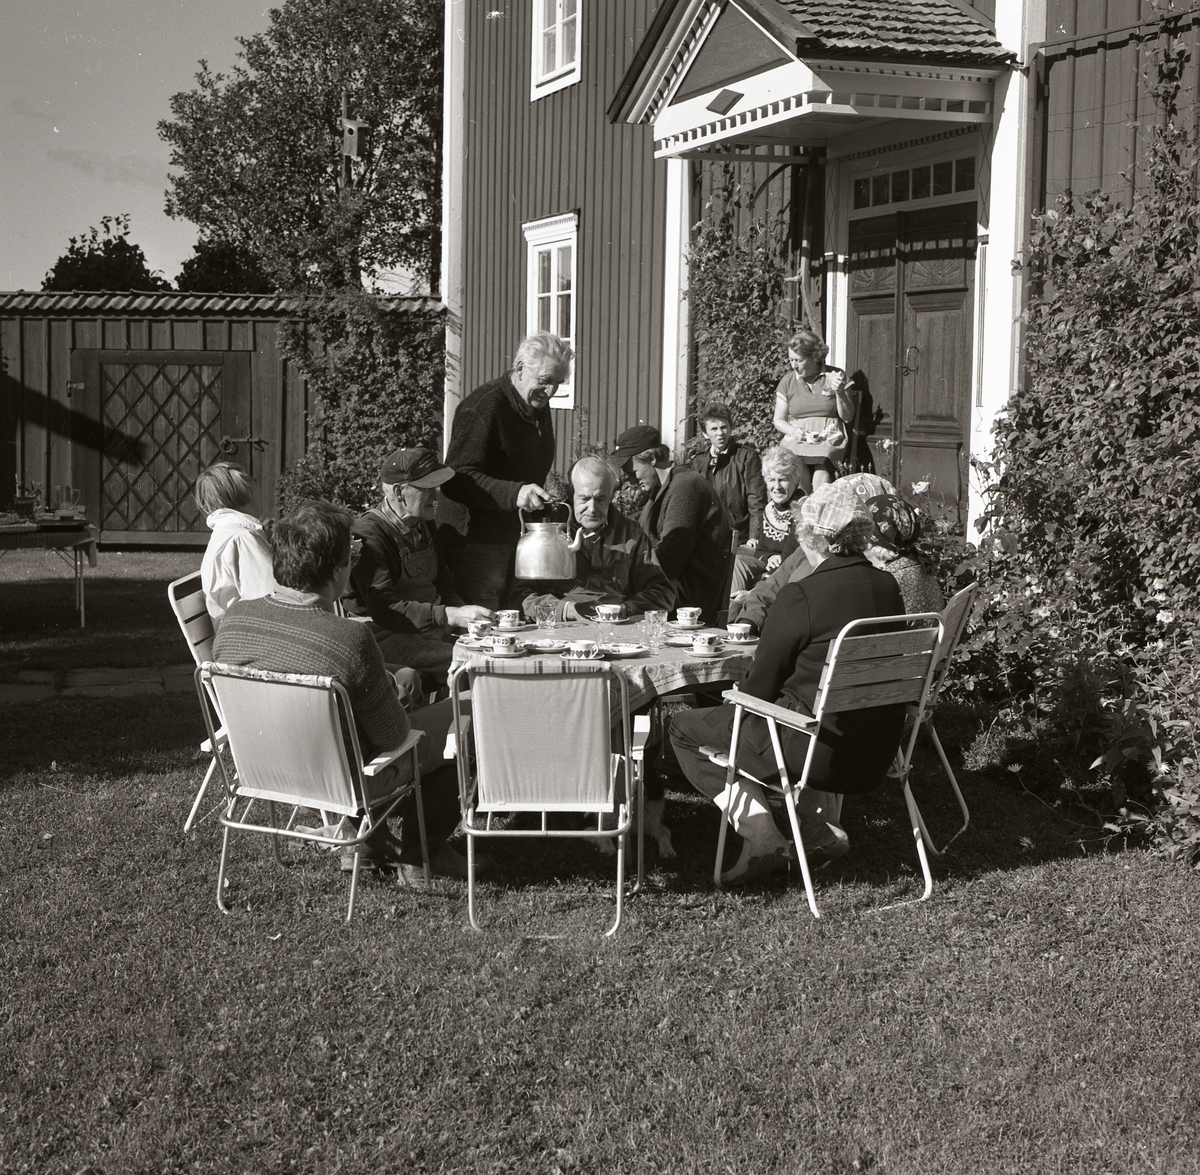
644, 609, 668, 651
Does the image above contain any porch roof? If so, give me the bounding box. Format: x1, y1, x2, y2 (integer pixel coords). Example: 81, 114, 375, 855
610, 0, 1014, 159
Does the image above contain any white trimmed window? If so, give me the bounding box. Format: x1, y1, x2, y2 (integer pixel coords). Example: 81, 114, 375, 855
531, 0, 580, 101
523, 212, 578, 409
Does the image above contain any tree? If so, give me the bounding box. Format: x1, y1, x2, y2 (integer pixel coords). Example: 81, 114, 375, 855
175, 239, 274, 293
158, 0, 442, 293
42, 215, 171, 292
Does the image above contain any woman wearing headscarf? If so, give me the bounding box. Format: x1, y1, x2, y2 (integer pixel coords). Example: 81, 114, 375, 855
669, 480, 907, 885
862, 492, 945, 615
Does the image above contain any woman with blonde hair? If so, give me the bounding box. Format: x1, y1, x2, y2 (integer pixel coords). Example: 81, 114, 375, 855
731, 445, 804, 595
772, 328, 859, 492
195, 461, 275, 627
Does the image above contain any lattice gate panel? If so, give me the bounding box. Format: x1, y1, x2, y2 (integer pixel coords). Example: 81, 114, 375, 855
101, 361, 224, 532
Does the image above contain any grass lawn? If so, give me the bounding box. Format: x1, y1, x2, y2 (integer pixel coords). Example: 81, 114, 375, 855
2, 683, 1199, 1174
0, 549, 202, 679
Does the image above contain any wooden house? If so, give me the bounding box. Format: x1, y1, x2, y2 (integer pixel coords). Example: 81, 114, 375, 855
0, 291, 439, 544
441, 0, 1200, 527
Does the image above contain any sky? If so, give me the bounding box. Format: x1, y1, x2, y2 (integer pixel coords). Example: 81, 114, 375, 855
0, 1, 274, 291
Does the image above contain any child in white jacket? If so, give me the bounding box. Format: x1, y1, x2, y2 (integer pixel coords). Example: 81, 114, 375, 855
196, 461, 276, 628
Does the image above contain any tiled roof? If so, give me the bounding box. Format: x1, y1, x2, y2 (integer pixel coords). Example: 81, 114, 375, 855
782, 0, 1012, 65
0, 291, 444, 316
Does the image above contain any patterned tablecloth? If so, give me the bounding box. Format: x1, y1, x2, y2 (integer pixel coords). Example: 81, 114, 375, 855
450, 619, 756, 714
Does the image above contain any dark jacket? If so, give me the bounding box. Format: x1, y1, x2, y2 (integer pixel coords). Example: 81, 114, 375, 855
731, 546, 815, 633
742, 554, 906, 794
442, 374, 556, 544
640, 467, 732, 622
516, 507, 675, 620
688, 441, 766, 542
344, 506, 462, 633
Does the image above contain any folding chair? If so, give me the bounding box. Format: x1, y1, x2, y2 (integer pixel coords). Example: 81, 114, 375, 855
198, 662, 428, 923
707, 613, 944, 918
905, 582, 979, 856
449, 658, 641, 935
167, 573, 226, 831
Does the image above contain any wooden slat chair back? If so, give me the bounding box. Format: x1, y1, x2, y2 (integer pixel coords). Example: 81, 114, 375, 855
168, 573, 224, 831
449, 657, 641, 935
198, 662, 427, 923
904, 581, 980, 856
711, 613, 944, 917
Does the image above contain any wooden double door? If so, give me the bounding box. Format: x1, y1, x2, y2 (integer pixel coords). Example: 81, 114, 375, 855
845, 202, 977, 524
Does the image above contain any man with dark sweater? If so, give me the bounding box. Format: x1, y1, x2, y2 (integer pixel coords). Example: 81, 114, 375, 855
214, 500, 469, 881
669, 482, 906, 885
443, 332, 573, 608
611, 424, 732, 624
688, 401, 766, 545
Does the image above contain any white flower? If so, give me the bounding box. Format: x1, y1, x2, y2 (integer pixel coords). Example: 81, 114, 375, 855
1151, 578, 1167, 592
910, 480, 930, 495
1158, 610, 1175, 626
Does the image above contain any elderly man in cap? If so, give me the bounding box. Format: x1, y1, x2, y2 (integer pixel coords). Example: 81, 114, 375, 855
668, 480, 906, 885
442, 332, 574, 608
344, 447, 493, 685
515, 454, 675, 622
688, 401, 766, 546
611, 424, 732, 624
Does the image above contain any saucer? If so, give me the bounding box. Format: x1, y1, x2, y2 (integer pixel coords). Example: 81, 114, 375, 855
724, 636, 758, 646
494, 622, 532, 633
669, 619, 704, 630
688, 648, 726, 660
599, 643, 648, 659
485, 646, 526, 658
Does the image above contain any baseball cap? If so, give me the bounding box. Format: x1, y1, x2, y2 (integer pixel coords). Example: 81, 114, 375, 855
611, 424, 662, 464
379, 447, 455, 489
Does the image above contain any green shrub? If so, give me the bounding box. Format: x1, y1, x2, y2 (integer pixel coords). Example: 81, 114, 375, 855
276, 290, 444, 513
951, 39, 1200, 862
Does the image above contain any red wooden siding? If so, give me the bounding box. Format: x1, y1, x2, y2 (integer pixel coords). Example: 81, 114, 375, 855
1038, 0, 1200, 209
461, 0, 668, 472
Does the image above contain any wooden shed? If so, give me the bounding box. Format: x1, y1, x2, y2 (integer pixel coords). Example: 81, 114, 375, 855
0, 291, 440, 545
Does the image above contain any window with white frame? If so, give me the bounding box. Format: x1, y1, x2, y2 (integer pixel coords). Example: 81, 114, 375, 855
523, 212, 578, 409
531, 0, 580, 101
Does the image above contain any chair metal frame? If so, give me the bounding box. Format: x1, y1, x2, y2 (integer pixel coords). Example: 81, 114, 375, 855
449, 658, 642, 935
707, 613, 944, 917
713, 528, 742, 627
905, 582, 979, 857
198, 662, 428, 922
167, 573, 227, 831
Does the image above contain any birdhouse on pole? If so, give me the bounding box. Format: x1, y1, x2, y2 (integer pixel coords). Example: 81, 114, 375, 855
341, 118, 368, 158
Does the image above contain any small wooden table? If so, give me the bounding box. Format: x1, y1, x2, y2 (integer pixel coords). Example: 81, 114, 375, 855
0, 519, 100, 627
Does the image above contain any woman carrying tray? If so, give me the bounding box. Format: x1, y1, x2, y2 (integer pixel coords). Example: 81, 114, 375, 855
772, 327, 859, 493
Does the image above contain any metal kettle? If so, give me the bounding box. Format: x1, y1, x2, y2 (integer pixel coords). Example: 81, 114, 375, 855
513, 503, 583, 580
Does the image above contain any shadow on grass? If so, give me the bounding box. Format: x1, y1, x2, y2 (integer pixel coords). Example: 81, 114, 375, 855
0, 549, 201, 678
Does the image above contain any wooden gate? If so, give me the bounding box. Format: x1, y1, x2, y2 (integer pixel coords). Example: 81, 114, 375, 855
70, 350, 252, 538
845, 202, 976, 524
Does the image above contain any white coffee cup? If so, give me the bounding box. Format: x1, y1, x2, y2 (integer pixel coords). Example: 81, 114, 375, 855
491, 633, 518, 653
497, 609, 521, 629
677, 607, 702, 625
726, 622, 752, 640
692, 632, 721, 655
568, 639, 597, 658
595, 604, 622, 621
467, 619, 493, 640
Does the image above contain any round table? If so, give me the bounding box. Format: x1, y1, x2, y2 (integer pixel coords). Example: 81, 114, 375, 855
451, 619, 756, 716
